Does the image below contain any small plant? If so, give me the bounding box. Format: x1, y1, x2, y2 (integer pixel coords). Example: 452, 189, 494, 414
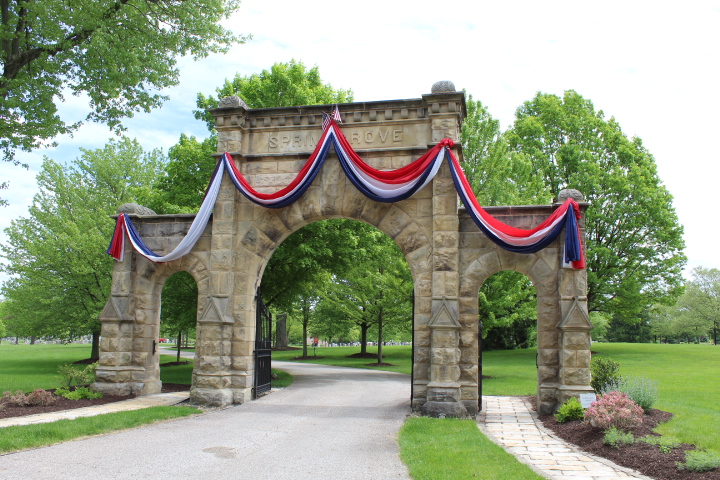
25, 388, 56, 407
677, 450, 720, 472
55, 386, 103, 400
1, 390, 28, 407
608, 376, 658, 412
57, 362, 98, 388
590, 356, 621, 393
641, 435, 679, 454
555, 397, 585, 423
585, 390, 643, 431
603, 426, 634, 448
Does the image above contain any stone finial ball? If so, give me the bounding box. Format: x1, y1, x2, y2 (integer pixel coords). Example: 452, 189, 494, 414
431, 81, 456, 93
117, 203, 157, 215
557, 189, 585, 203
218, 95, 248, 109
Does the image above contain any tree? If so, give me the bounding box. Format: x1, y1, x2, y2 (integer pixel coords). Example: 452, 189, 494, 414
0, 0, 244, 203
195, 59, 353, 130
0, 137, 163, 359
314, 229, 412, 364
478, 271, 537, 350
161, 271, 198, 363
505, 90, 686, 318
674, 267, 720, 344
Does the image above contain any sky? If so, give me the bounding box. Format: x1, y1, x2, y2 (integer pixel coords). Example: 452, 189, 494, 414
2, 0, 719, 287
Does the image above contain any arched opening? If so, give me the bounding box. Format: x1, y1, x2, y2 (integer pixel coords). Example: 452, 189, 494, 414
159, 271, 198, 389
258, 218, 414, 388
478, 270, 538, 403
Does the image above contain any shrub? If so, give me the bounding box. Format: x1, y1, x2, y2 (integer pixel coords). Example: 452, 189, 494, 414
25, 389, 55, 406
611, 376, 658, 412
678, 450, 720, 472
57, 362, 99, 388
603, 426, 634, 448
555, 397, 585, 423
585, 390, 643, 431
590, 356, 621, 393
1, 390, 28, 407
641, 435, 679, 454
55, 386, 103, 400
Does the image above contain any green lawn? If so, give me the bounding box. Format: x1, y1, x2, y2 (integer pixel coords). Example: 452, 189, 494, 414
591, 343, 720, 454
0, 406, 201, 453
399, 417, 544, 480
0, 343, 92, 392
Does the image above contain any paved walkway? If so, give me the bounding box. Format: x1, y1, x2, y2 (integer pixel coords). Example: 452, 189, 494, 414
479, 396, 653, 480
0, 361, 410, 480
0, 392, 190, 428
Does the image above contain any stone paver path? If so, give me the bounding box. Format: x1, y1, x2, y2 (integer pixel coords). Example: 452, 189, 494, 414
0, 392, 190, 428
479, 396, 654, 480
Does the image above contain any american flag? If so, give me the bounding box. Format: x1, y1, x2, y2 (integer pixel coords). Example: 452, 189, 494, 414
322, 106, 342, 131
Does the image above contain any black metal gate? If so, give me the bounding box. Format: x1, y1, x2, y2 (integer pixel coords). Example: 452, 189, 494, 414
254, 289, 272, 398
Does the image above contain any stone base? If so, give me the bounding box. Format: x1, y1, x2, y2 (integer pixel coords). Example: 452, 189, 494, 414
461, 400, 479, 416
92, 381, 149, 396
421, 400, 468, 418
190, 387, 234, 407
557, 384, 595, 405
232, 387, 253, 404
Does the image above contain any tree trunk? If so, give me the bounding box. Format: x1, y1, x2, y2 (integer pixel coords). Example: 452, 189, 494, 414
29, 336, 36, 345
302, 305, 309, 358
14, 336, 18, 344
177, 331, 182, 363
275, 313, 288, 348
377, 311, 384, 365
90, 331, 100, 361
360, 323, 369, 354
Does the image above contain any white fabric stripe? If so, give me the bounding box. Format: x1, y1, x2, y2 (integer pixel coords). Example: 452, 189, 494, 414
128, 161, 226, 262
451, 162, 565, 245
337, 143, 445, 197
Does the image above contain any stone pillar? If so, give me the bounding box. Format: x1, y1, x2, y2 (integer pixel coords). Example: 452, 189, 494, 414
422, 82, 466, 416
190, 124, 241, 406
556, 189, 594, 405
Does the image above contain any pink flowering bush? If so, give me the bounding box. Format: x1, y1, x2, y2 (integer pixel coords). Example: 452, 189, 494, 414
584, 390, 644, 431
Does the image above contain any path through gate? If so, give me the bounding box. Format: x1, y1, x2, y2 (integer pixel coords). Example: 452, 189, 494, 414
254, 290, 272, 398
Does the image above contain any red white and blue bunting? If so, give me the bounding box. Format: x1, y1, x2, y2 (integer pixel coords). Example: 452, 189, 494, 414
108, 120, 585, 269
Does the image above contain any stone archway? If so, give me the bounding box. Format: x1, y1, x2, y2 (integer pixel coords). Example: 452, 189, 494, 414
93, 83, 593, 416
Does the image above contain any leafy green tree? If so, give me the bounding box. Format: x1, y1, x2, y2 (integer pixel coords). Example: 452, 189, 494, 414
0, 137, 163, 359
314, 229, 412, 363
195, 59, 353, 130
478, 271, 537, 350
647, 305, 675, 343
0, 0, 244, 203
674, 267, 720, 344
505, 90, 686, 318
461, 95, 546, 206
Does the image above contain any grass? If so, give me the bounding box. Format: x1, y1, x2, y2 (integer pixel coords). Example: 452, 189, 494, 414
0, 406, 201, 453
398, 417, 545, 480
271, 368, 293, 388
591, 343, 720, 455
0, 343, 92, 392
272, 345, 413, 373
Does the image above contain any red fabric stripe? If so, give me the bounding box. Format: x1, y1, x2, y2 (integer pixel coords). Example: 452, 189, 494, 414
331, 122, 443, 184
446, 149, 573, 237
108, 214, 126, 260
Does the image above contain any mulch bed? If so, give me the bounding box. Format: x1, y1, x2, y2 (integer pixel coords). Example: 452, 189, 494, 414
0, 383, 190, 421
529, 396, 720, 480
